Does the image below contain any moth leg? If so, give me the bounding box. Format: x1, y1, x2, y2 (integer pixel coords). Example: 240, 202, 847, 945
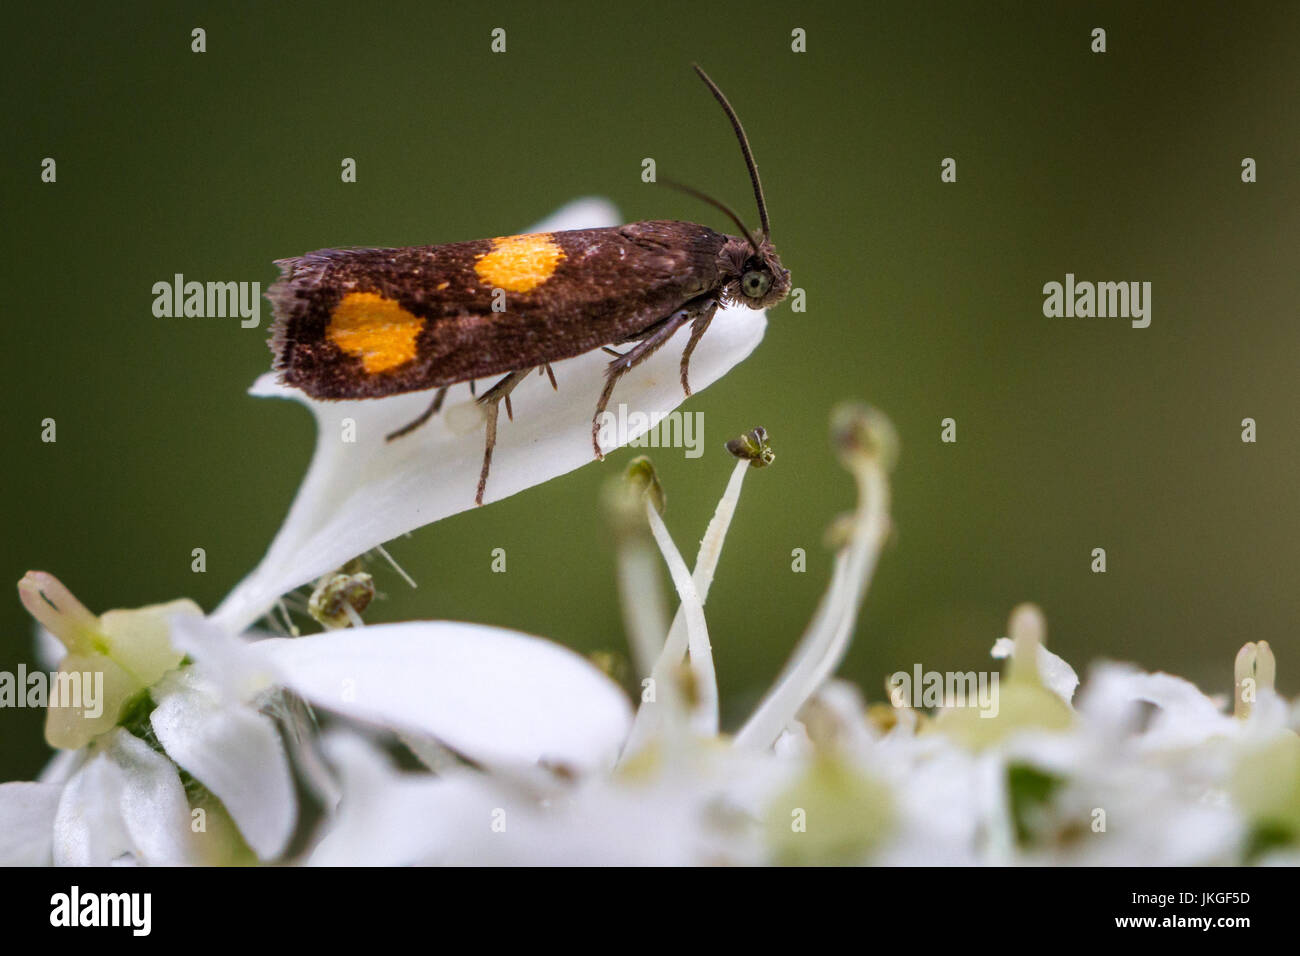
591, 305, 698, 460
385, 386, 450, 442
678, 299, 718, 397
543, 363, 558, 391
475, 368, 532, 506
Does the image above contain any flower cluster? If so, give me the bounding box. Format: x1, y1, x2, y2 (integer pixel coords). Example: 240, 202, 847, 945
2, 201, 1296, 867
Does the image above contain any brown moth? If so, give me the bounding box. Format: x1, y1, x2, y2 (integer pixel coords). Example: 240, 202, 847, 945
268, 65, 790, 504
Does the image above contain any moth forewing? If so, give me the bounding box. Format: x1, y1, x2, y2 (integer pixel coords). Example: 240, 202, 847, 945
269, 223, 730, 399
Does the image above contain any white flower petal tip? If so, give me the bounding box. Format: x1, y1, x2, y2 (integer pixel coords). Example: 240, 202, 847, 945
166, 614, 282, 702
214, 199, 770, 633
527, 196, 623, 234
250, 621, 633, 772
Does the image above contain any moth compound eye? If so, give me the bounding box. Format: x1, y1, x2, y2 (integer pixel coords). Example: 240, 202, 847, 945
741, 270, 771, 298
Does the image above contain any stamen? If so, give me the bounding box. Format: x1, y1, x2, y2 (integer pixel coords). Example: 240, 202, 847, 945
624, 428, 774, 752
1256, 640, 1277, 690
645, 501, 717, 735
604, 466, 686, 755
735, 405, 896, 751
273, 599, 300, 637
617, 546, 673, 681
1008, 603, 1048, 682
1234, 640, 1276, 719
373, 544, 417, 589
724, 426, 776, 468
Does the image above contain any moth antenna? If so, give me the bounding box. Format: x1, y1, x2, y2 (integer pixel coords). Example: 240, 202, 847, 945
659, 177, 761, 254
692, 63, 770, 238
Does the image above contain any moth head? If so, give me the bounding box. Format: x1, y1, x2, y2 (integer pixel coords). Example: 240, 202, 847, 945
680, 65, 790, 312
719, 235, 791, 310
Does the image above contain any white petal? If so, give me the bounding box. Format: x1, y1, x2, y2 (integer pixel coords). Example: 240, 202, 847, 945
53, 730, 196, 866
991, 636, 1079, 703
38, 748, 86, 785
251, 621, 632, 770
151, 668, 296, 861
0, 782, 62, 865
53, 749, 129, 866
529, 197, 621, 234
876, 748, 985, 866
109, 731, 198, 865
167, 613, 282, 702
1242, 689, 1290, 737
213, 198, 768, 632
1077, 663, 1234, 748
307, 732, 480, 866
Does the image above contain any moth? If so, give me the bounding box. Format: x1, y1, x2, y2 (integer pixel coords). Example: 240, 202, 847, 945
268, 65, 790, 504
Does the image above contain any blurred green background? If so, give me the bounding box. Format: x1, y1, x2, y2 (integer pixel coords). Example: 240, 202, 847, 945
4, 1, 1298, 780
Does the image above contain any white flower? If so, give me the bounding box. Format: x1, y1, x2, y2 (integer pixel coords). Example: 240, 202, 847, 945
872, 622, 1291, 865
17, 571, 191, 751
1, 574, 296, 865
213, 199, 770, 633
2, 569, 634, 864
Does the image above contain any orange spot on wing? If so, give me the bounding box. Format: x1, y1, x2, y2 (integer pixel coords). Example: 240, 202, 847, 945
327, 292, 423, 373
474, 233, 565, 293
